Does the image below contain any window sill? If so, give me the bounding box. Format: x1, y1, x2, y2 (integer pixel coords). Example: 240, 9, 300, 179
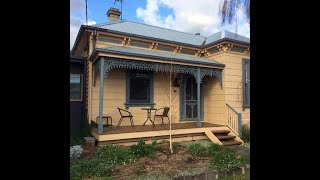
124, 103, 155, 109
242, 105, 250, 110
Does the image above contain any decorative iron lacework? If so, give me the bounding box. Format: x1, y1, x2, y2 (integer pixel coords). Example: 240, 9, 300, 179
94, 57, 223, 87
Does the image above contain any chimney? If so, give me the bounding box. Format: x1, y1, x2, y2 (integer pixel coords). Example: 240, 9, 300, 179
107, 8, 121, 21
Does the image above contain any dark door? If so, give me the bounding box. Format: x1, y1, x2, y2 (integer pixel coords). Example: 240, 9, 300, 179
185, 77, 198, 119
180, 75, 204, 121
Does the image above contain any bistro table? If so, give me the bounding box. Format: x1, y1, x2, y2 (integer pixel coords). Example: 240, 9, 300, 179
141, 108, 157, 127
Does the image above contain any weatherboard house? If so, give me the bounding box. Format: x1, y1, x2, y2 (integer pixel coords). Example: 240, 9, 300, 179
70, 8, 250, 145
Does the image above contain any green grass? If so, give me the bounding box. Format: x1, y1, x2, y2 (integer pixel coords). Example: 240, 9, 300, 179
188, 143, 209, 156
95, 145, 135, 165
130, 139, 157, 159
222, 173, 250, 180
70, 158, 113, 179
179, 139, 212, 148
210, 148, 246, 173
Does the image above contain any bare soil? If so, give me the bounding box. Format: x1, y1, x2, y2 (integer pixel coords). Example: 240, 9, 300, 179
110, 141, 211, 180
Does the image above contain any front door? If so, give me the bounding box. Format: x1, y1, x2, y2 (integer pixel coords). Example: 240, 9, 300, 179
180, 76, 203, 120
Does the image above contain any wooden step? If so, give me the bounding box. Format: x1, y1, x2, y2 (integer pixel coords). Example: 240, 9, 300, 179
221, 140, 242, 146
211, 130, 230, 134
216, 135, 236, 140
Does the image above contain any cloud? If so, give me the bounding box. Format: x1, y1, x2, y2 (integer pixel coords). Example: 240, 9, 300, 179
70, 0, 96, 50
136, 0, 249, 38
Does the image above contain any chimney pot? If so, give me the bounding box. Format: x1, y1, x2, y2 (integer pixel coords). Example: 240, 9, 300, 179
107, 7, 121, 21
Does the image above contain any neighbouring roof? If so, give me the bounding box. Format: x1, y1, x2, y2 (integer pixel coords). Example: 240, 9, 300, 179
94, 46, 225, 67
205, 30, 250, 45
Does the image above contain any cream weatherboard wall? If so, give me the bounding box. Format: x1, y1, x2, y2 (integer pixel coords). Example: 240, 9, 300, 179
91, 70, 182, 126
204, 77, 227, 125
208, 52, 250, 125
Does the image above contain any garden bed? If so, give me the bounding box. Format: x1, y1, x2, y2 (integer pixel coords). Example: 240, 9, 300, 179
70, 140, 250, 180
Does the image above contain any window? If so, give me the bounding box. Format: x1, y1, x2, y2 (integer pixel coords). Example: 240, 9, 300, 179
70, 74, 83, 101
242, 59, 250, 108
126, 70, 154, 107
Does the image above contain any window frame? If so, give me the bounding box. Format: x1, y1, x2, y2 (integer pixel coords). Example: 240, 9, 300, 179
70, 73, 83, 102
125, 69, 154, 108
242, 58, 250, 108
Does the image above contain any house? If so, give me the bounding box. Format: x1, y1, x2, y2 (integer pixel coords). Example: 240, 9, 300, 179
70, 8, 250, 146
70, 55, 86, 136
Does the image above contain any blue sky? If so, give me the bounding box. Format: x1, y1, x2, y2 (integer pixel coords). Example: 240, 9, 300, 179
70, 0, 250, 49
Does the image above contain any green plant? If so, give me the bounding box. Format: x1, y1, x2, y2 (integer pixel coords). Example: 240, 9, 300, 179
70, 158, 113, 178
130, 139, 157, 158
188, 143, 208, 156
70, 136, 85, 146
242, 124, 250, 142
210, 149, 246, 173
208, 143, 222, 156
95, 145, 135, 165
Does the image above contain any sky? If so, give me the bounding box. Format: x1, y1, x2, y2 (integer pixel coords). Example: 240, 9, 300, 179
70, 0, 250, 50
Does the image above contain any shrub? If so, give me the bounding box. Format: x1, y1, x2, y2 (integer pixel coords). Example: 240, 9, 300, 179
188, 143, 208, 156
130, 139, 157, 158
208, 143, 222, 156
210, 149, 246, 173
70, 159, 113, 178
95, 145, 135, 165
242, 124, 250, 142
70, 145, 83, 159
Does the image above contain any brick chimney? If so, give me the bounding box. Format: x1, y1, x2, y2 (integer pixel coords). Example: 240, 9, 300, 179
107, 7, 121, 21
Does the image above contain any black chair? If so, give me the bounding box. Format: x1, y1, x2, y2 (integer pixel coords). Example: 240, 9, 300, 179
154, 107, 170, 126
117, 108, 134, 127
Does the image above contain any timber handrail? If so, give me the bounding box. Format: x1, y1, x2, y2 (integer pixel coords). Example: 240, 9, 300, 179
226, 103, 242, 137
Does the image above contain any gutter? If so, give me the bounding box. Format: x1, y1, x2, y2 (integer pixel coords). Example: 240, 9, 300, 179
90, 48, 225, 68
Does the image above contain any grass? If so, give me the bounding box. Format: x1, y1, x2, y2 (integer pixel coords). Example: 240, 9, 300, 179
222, 173, 250, 180
70, 139, 249, 179
130, 139, 157, 159
188, 143, 209, 156
179, 139, 212, 148
210, 148, 246, 173
130, 167, 208, 180
95, 145, 135, 165
70, 139, 158, 179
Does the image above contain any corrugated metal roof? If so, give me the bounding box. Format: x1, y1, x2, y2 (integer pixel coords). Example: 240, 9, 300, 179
92, 20, 206, 46
97, 46, 224, 67
89, 20, 249, 48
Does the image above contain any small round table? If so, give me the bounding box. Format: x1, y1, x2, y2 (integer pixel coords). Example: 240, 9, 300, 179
141, 108, 157, 127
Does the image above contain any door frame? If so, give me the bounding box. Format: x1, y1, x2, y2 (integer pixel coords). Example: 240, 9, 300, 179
180, 75, 204, 121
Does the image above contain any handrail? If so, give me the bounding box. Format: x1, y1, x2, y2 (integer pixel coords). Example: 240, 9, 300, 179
226, 103, 238, 114
226, 103, 242, 138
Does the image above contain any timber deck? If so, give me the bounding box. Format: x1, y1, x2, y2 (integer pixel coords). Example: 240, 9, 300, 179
91, 122, 243, 146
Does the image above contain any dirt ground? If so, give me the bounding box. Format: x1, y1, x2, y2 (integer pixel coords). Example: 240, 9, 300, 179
110, 142, 211, 180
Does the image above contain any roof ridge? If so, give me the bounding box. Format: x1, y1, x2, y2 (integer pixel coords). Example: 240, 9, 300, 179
91, 19, 127, 27
123, 20, 206, 38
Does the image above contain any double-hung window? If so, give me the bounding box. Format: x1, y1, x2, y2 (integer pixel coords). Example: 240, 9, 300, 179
70, 74, 83, 101
126, 70, 154, 107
